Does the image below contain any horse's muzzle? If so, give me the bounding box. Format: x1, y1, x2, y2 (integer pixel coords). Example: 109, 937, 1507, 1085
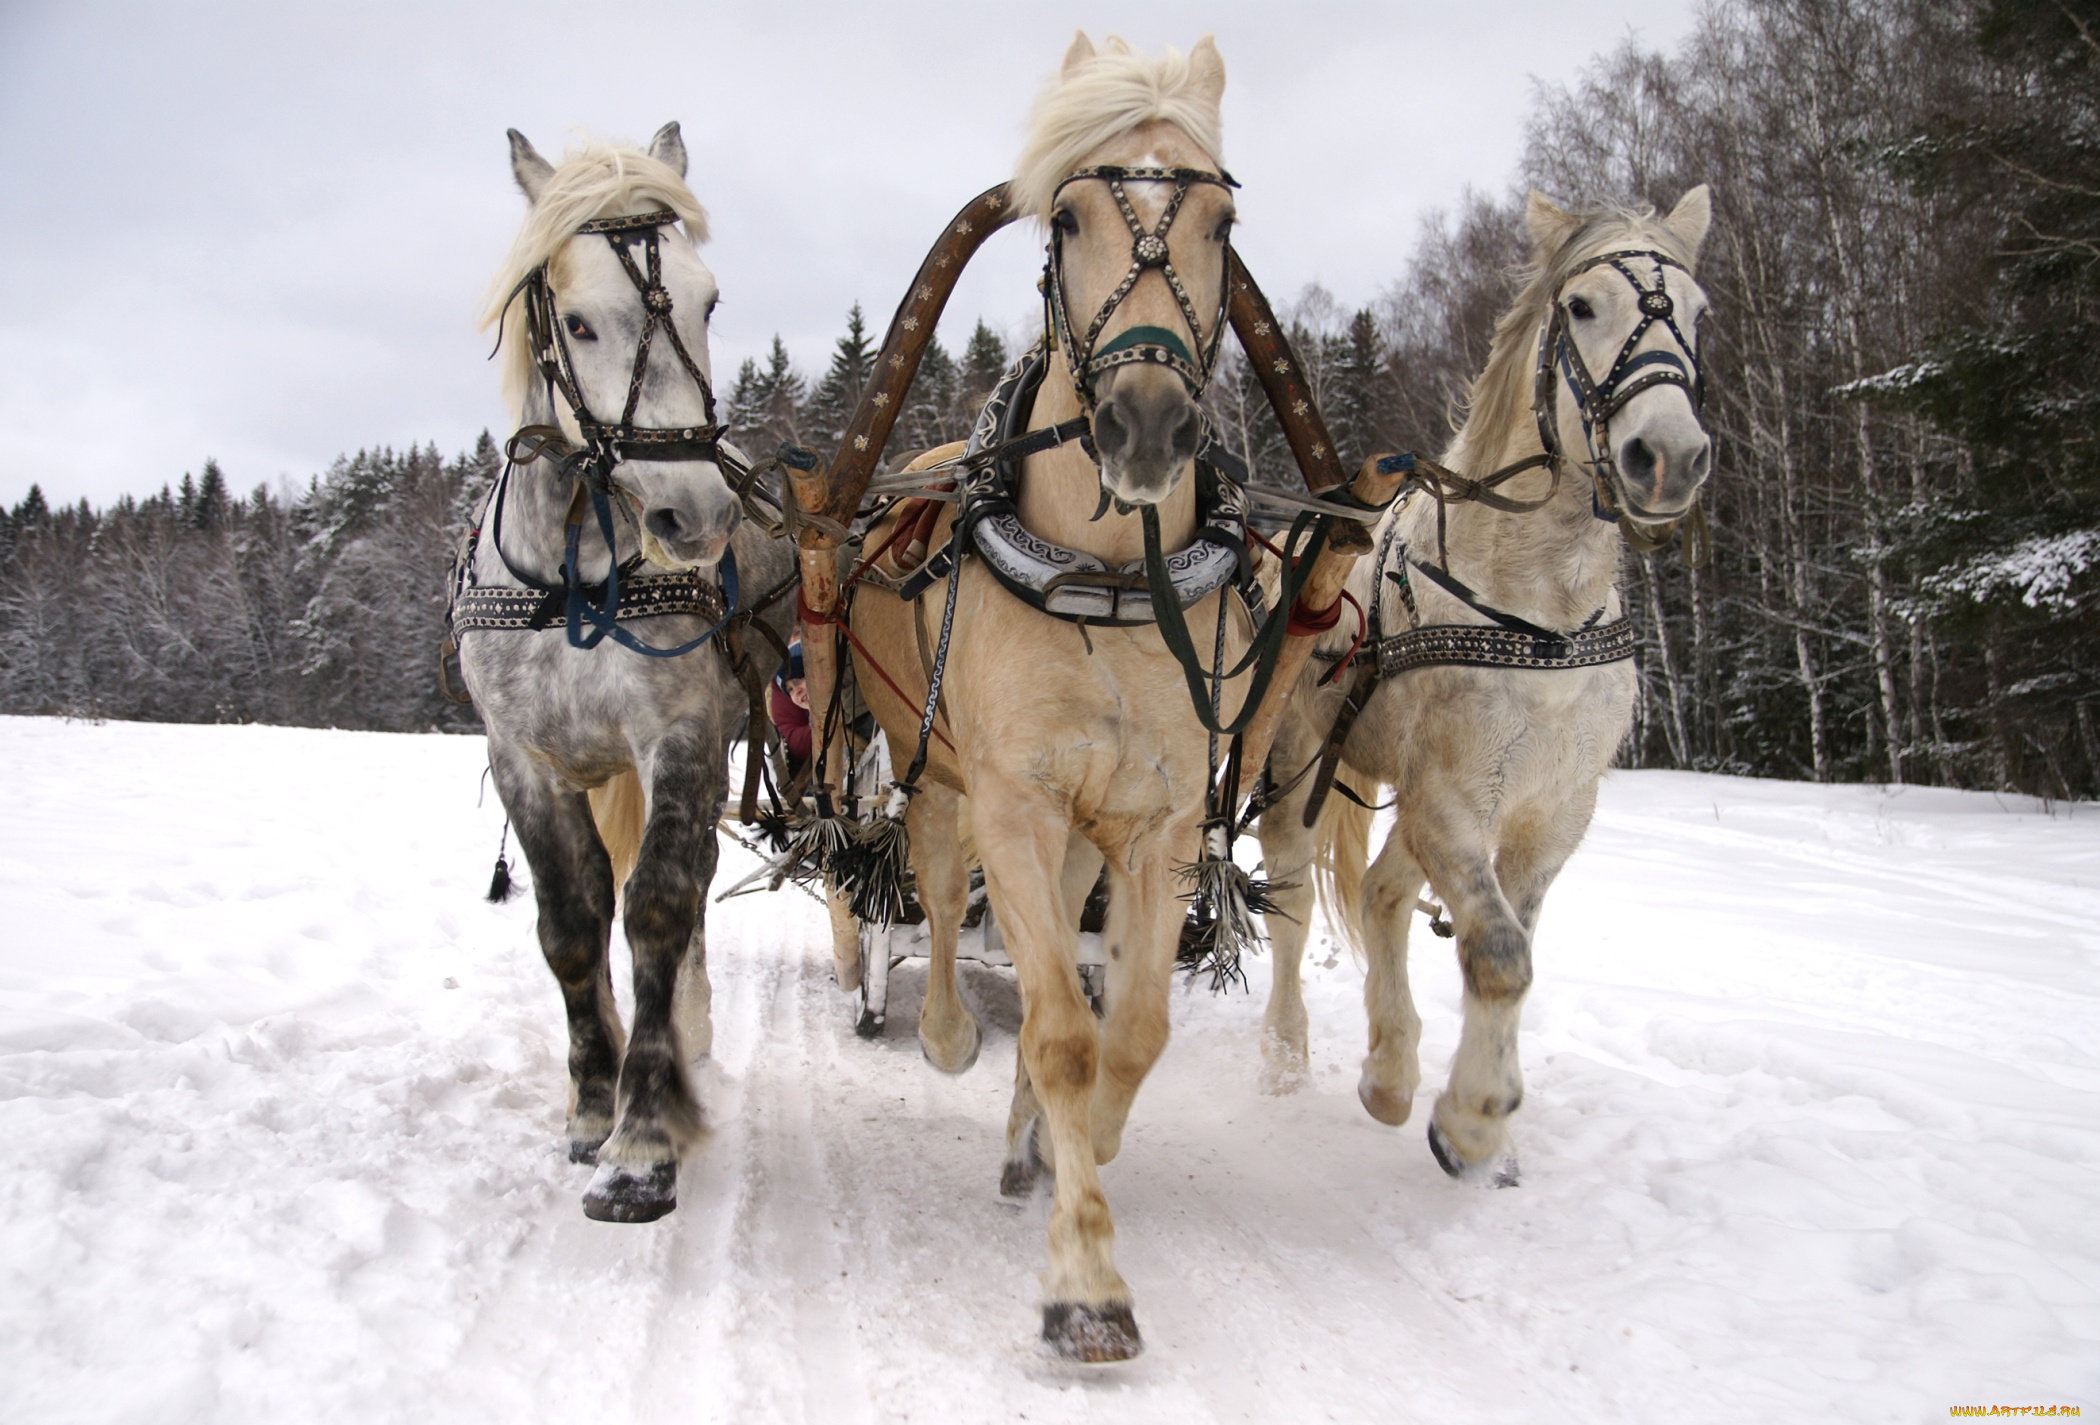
1091, 367, 1202, 507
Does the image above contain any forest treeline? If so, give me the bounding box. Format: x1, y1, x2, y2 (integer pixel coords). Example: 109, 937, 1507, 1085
1, 0, 2091, 798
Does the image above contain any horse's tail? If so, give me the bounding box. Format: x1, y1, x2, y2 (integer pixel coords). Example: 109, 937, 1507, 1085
589, 770, 647, 896
1310, 766, 1376, 958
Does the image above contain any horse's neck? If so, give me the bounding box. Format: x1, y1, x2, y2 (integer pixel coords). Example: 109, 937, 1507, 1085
1015, 358, 1197, 564
1407, 423, 1622, 630
476, 389, 635, 588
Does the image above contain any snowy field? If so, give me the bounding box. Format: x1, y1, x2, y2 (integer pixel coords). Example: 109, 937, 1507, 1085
0, 715, 2093, 1423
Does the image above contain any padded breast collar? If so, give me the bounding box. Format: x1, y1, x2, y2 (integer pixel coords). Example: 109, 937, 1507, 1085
910, 353, 1260, 628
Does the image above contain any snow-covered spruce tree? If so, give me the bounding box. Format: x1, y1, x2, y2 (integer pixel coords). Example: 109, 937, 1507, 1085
1857, 0, 2100, 796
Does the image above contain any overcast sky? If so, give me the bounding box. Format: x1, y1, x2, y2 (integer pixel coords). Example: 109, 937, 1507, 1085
0, 1, 1697, 510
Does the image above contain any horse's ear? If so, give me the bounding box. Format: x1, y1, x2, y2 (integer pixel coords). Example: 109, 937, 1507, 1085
1062, 30, 1096, 76
508, 129, 554, 203
1664, 184, 1712, 264
1524, 190, 1582, 256
649, 122, 688, 179
1189, 35, 1226, 108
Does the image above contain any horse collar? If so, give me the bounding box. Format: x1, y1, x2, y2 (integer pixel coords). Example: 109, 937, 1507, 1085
900, 354, 1260, 630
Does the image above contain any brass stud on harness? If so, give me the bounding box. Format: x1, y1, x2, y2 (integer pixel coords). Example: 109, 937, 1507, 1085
1134, 233, 1169, 266
1639, 290, 1674, 318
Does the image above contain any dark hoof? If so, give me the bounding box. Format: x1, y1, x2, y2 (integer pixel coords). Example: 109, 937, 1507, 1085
1427, 1120, 1520, 1188
1041, 1301, 1143, 1362
1000, 1116, 1045, 1199
854, 1009, 885, 1040
1000, 1154, 1038, 1199
581, 1160, 678, 1222
568, 1135, 607, 1166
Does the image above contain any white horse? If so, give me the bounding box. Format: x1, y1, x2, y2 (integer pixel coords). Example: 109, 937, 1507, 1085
459, 126, 794, 1222
1254, 187, 1714, 1183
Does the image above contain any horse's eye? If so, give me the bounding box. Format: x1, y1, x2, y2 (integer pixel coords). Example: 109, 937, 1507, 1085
564, 314, 596, 341
1567, 297, 1595, 322
1053, 208, 1079, 235
705, 296, 719, 320
1213, 215, 1236, 242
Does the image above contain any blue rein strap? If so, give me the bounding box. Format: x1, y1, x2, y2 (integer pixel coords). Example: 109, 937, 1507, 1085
561, 483, 741, 658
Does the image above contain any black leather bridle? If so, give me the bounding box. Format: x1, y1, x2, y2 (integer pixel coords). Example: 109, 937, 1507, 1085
1532, 248, 1708, 548
483, 207, 745, 657
1042, 165, 1239, 410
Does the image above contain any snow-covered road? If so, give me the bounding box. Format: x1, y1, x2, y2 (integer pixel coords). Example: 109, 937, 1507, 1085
1, 717, 2093, 1422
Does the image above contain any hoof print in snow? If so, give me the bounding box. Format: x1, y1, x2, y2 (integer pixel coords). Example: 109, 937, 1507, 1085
582, 1160, 678, 1222
1041, 1301, 1142, 1362
1427, 1120, 1520, 1188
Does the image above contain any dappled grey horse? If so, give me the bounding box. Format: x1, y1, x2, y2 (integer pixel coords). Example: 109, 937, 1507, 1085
454, 125, 794, 1221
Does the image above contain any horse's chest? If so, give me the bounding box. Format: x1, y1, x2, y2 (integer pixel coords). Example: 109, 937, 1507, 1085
462, 631, 736, 783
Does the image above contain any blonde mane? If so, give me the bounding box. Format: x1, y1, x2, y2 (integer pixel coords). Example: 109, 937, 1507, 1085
479, 138, 710, 416
1446, 202, 1700, 474
1011, 36, 1226, 221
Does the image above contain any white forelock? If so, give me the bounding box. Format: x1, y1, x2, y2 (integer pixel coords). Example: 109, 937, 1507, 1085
1011, 37, 1225, 222
479, 138, 711, 416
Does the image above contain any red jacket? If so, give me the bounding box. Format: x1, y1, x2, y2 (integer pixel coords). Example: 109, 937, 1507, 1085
768, 683, 811, 765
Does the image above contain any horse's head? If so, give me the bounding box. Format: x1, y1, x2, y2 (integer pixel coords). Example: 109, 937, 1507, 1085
1528, 187, 1714, 526
491, 125, 740, 570
1020, 33, 1235, 510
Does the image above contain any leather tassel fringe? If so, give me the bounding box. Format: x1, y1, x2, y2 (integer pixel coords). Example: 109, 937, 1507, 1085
837, 786, 913, 928
1175, 824, 1294, 993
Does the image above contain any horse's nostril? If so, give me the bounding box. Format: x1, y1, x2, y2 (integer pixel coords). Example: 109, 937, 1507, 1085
1690, 444, 1711, 482
645, 508, 686, 545
1622, 438, 1658, 486
1169, 406, 1201, 462
1092, 400, 1130, 458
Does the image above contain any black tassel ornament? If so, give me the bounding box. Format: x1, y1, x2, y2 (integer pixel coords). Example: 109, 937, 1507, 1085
486, 819, 519, 904
841, 786, 914, 927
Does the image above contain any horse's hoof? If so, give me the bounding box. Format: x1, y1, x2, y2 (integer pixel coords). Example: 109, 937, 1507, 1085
1041, 1302, 1143, 1362
1000, 1117, 1045, 1198
1357, 1071, 1414, 1126
1427, 1120, 1520, 1188
568, 1136, 606, 1166
920, 1015, 981, 1075
581, 1160, 678, 1222
854, 1008, 885, 1039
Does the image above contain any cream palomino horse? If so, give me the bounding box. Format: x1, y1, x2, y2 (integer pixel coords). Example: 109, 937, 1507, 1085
837, 34, 1248, 1361
1254, 188, 1714, 1183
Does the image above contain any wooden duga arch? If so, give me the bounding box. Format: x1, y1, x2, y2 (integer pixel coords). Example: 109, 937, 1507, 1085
787, 182, 1402, 806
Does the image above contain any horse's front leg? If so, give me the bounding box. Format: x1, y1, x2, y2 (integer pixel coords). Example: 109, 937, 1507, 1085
1004, 828, 1102, 1195
1408, 795, 1528, 1186
585, 729, 719, 1222
910, 782, 980, 1073
1085, 842, 1185, 1167
974, 780, 1139, 1361
489, 742, 624, 1164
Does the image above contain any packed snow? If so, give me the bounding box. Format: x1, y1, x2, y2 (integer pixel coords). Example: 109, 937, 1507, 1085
0, 715, 2093, 1423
